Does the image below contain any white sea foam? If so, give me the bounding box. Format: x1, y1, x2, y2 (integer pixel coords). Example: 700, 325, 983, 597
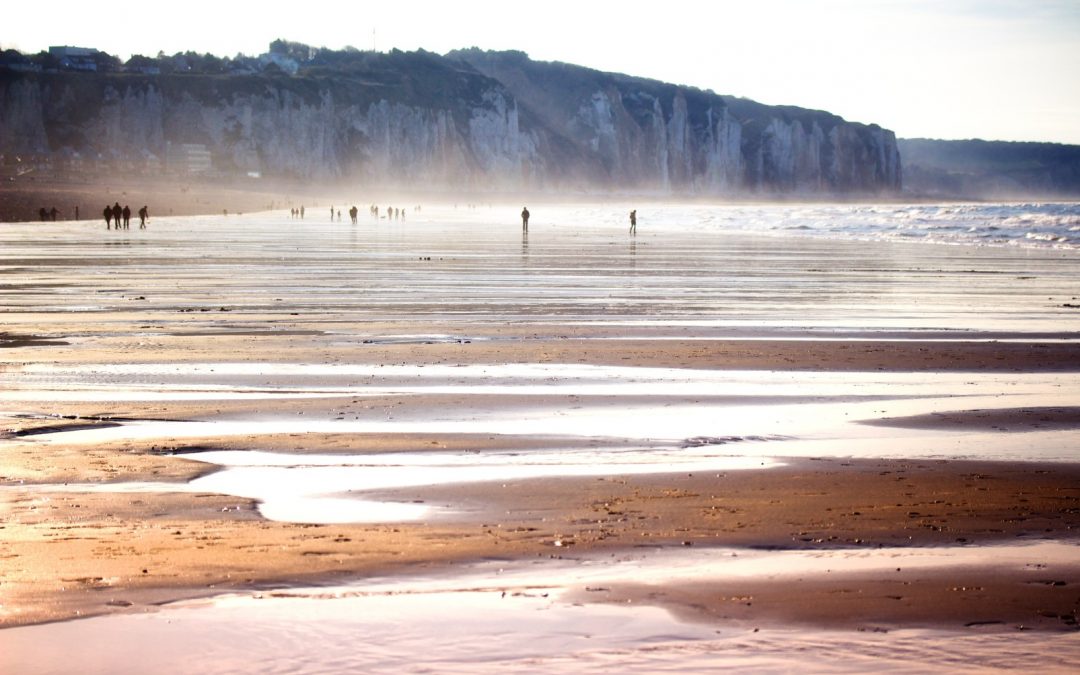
567, 201, 1080, 249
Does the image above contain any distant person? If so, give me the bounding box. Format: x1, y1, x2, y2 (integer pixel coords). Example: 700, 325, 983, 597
300, 205, 305, 219
138, 205, 149, 228
104, 205, 113, 229
331, 206, 335, 221
349, 205, 358, 224
122, 205, 131, 229
39, 207, 47, 222
49, 206, 59, 221
336, 209, 341, 222
521, 206, 530, 232
112, 203, 123, 230
629, 209, 637, 235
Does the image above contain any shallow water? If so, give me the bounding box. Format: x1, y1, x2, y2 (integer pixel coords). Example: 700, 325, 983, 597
8, 362, 1077, 523
3, 205, 1079, 334
2, 542, 1077, 674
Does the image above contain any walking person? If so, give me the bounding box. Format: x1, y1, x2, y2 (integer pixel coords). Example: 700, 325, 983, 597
629, 209, 637, 235
521, 206, 530, 233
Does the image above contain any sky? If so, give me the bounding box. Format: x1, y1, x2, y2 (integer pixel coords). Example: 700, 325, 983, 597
4, 0, 1080, 144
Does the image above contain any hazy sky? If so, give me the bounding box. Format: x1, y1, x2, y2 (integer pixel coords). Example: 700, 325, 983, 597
5, 0, 1079, 143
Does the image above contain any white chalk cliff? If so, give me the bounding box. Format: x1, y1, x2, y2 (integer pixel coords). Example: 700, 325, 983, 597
0, 49, 901, 195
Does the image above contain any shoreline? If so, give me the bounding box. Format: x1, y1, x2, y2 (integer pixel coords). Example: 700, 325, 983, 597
4, 176, 1080, 225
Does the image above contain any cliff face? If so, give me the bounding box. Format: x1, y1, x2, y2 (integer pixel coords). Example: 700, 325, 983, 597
456, 51, 901, 195
0, 49, 901, 195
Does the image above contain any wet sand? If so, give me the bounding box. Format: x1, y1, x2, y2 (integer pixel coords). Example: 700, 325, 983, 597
1, 207, 1079, 650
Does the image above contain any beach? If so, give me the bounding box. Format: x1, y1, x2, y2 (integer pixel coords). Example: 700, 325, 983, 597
1, 202, 1078, 670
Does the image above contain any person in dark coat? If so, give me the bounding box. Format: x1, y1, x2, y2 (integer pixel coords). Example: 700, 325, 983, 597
521, 206, 530, 232
122, 205, 131, 229
138, 205, 149, 228
104, 205, 113, 229
112, 203, 122, 230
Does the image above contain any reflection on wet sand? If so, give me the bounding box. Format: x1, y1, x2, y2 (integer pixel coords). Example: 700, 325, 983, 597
1, 206, 1078, 670
1, 543, 1077, 673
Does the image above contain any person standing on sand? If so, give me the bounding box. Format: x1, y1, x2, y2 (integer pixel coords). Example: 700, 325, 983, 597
104, 205, 112, 229
138, 205, 149, 228
122, 205, 131, 229
521, 206, 530, 232
112, 203, 122, 230
629, 209, 637, 235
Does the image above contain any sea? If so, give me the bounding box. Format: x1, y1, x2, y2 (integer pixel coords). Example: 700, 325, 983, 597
558, 200, 1080, 249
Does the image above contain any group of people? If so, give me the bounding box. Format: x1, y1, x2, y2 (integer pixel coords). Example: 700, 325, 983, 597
287, 204, 421, 223
103, 202, 149, 230
38, 206, 61, 221
370, 205, 407, 221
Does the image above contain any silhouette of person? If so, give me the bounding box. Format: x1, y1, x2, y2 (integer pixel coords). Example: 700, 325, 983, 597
629, 209, 637, 235
300, 205, 305, 219
138, 205, 149, 228
349, 206, 358, 224
112, 203, 123, 230
104, 205, 113, 229
39, 207, 47, 222
49, 206, 59, 221
521, 206, 530, 232
122, 205, 131, 229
